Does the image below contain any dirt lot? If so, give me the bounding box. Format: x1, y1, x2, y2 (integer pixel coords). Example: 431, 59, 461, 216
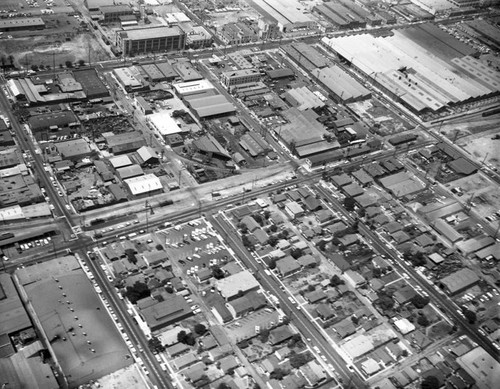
1, 32, 109, 68
457, 128, 500, 171
444, 173, 500, 225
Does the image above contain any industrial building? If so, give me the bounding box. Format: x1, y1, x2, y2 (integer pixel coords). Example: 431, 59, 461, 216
99, 5, 134, 24
0, 18, 45, 32
184, 94, 236, 119
117, 26, 185, 56
14, 256, 132, 388
72, 68, 109, 99
250, 0, 318, 32
124, 173, 163, 197
457, 347, 500, 389
105, 131, 146, 154
28, 111, 79, 133
147, 111, 186, 139
216, 270, 260, 300
321, 24, 499, 114
137, 294, 193, 332
312, 66, 371, 103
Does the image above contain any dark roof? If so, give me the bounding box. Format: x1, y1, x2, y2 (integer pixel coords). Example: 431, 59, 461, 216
28, 111, 78, 131
73, 68, 109, 98
193, 134, 231, 159
266, 68, 295, 79
448, 158, 477, 175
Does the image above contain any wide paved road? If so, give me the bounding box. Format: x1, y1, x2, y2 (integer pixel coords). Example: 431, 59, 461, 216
209, 215, 367, 389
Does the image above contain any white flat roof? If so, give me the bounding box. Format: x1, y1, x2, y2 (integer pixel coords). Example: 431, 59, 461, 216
173, 79, 215, 95
125, 174, 162, 195
147, 111, 183, 136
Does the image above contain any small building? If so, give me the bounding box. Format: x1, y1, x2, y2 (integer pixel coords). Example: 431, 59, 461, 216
269, 325, 295, 345
124, 174, 163, 197
284, 201, 304, 219
344, 270, 366, 288
216, 270, 260, 301
276, 256, 301, 277
55, 139, 92, 160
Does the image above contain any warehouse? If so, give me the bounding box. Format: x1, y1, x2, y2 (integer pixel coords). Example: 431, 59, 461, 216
0, 18, 45, 32
283, 86, 325, 111
15, 257, 132, 388
321, 25, 497, 114
124, 174, 163, 196
439, 268, 480, 295
173, 79, 216, 96
140, 64, 166, 82
72, 69, 109, 99
147, 111, 186, 139
250, 0, 317, 32
312, 66, 371, 103
55, 139, 92, 160
28, 111, 79, 132
116, 164, 144, 180
184, 94, 236, 119
239, 132, 270, 157
155, 61, 178, 81
105, 131, 146, 154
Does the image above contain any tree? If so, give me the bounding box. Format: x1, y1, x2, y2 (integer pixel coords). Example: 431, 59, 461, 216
212, 265, 225, 280
269, 224, 278, 233
263, 210, 271, 219
269, 367, 288, 380
289, 351, 312, 368
31, 64, 39, 71
218, 384, 231, 389
268, 235, 279, 247
194, 323, 207, 335
372, 268, 382, 278
307, 284, 315, 292
417, 314, 430, 327
268, 258, 277, 270
290, 248, 303, 259
148, 336, 165, 353
330, 275, 345, 287
77, 59, 85, 66
377, 292, 395, 311
259, 328, 270, 343
421, 375, 440, 389
241, 235, 254, 250
125, 281, 150, 304
155, 244, 164, 251
343, 197, 356, 212
177, 331, 196, 346
65, 60, 73, 68
165, 286, 174, 294
411, 295, 430, 309
254, 214, 263, 226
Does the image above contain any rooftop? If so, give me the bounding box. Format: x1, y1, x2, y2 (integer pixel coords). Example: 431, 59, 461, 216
15, 256, 131, 388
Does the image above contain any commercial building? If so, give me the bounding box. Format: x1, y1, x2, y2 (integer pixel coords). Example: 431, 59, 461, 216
173, 79, 216, 96
117, 26, 185, 56
14, 256, 131, 388
192, 134, 231, 161
457, 347, 500, 389
0, 18, 45, 32
250, 0, 318, 32
283, 86, 325, 110
216, 270, 260, 300
124, 173, 163, 196
137, 294, 194, 331
439, 268, 480, 295
181, 24, 213, 49
140, 64, 166, 82
113, 67, 144, 92
55, 139, 92, 160
220, 69, 261, 89
100, 5, 134, 24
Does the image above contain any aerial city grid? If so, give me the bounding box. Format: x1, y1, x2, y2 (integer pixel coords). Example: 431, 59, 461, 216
0, 0, 499, 389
